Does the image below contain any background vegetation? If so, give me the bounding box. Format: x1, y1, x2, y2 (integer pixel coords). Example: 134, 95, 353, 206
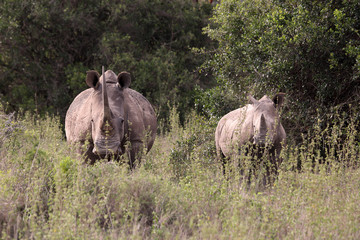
1, 0, 359, 131
200, 0, 360, 137
1, 0, 360, 238
0, 0, 214, 123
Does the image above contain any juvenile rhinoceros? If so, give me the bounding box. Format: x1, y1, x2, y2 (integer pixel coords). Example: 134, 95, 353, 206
65, 68, 157, 167
215, 93, 286, 175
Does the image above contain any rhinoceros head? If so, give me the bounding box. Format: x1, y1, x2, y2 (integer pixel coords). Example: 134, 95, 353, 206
85, 67, 131, 156
248, 93, 285, 147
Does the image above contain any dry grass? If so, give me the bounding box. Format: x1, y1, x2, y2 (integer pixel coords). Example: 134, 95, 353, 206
1, 108, 360, 239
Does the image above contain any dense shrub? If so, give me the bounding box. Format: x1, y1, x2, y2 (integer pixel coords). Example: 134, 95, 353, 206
201, 0, 360, 135
0, 0, 215, 125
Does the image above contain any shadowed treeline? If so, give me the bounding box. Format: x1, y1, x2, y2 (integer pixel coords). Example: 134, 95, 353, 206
0, 0, 215, 125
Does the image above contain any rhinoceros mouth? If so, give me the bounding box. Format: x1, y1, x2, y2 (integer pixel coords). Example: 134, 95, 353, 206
93, 140, 122, 155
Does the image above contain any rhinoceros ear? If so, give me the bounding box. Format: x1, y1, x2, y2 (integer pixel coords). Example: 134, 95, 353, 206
117, 72, 131, 89
86, 70, 100, 89
273, 92, 286, 109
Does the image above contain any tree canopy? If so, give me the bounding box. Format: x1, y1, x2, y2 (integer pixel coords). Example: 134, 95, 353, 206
0, 0, 214, 124
1, 0, 360, 134
200, 0, 360, 133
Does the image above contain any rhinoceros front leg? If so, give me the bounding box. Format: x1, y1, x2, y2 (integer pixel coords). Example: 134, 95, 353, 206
128, 140, 144, 169
78, 140, 98, 164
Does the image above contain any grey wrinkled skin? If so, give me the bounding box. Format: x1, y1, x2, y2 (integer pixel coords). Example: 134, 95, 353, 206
215, 93, 286, 174
65, 70, 157, 168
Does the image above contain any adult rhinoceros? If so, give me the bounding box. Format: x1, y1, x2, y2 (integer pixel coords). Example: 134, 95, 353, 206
215, 93, 286, 175
65, 67, 157, 167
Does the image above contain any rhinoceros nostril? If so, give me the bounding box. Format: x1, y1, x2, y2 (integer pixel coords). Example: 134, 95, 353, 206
93, 140, 122, 156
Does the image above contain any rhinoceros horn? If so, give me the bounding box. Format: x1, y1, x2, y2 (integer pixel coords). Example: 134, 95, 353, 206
102, 66, 112, 121
260, 113, 267, 133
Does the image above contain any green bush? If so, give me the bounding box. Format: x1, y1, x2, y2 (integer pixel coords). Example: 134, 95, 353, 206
0, 0, 215, 125
202, 0, 360, 133
169, 109, 217, 180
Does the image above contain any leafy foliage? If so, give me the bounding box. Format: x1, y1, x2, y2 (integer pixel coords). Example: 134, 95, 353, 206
0, 0, 215, 124
100, 0, 215, 122
0, 0, 106, 115
202, 0, 360, 131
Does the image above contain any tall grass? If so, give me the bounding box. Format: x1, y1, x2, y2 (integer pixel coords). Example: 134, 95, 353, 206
1, 107, 360, 239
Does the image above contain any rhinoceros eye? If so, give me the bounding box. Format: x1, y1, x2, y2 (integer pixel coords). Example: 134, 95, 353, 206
112, 118, 124, 128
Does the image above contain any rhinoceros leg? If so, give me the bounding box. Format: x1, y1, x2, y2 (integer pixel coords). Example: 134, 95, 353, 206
219, 150, 228, 175
78, 141, 98, 164
85, 144, 99, 165
128, 140, 144, 169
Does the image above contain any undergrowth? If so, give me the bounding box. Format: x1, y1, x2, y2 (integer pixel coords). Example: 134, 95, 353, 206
0, 107, 360, 239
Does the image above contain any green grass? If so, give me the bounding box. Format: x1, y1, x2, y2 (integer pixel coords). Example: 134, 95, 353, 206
1, 108, 360, 239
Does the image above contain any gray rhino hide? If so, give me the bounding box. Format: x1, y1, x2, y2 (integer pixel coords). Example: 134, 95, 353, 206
215, 94, 286, 162
65, 70, 157, 167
